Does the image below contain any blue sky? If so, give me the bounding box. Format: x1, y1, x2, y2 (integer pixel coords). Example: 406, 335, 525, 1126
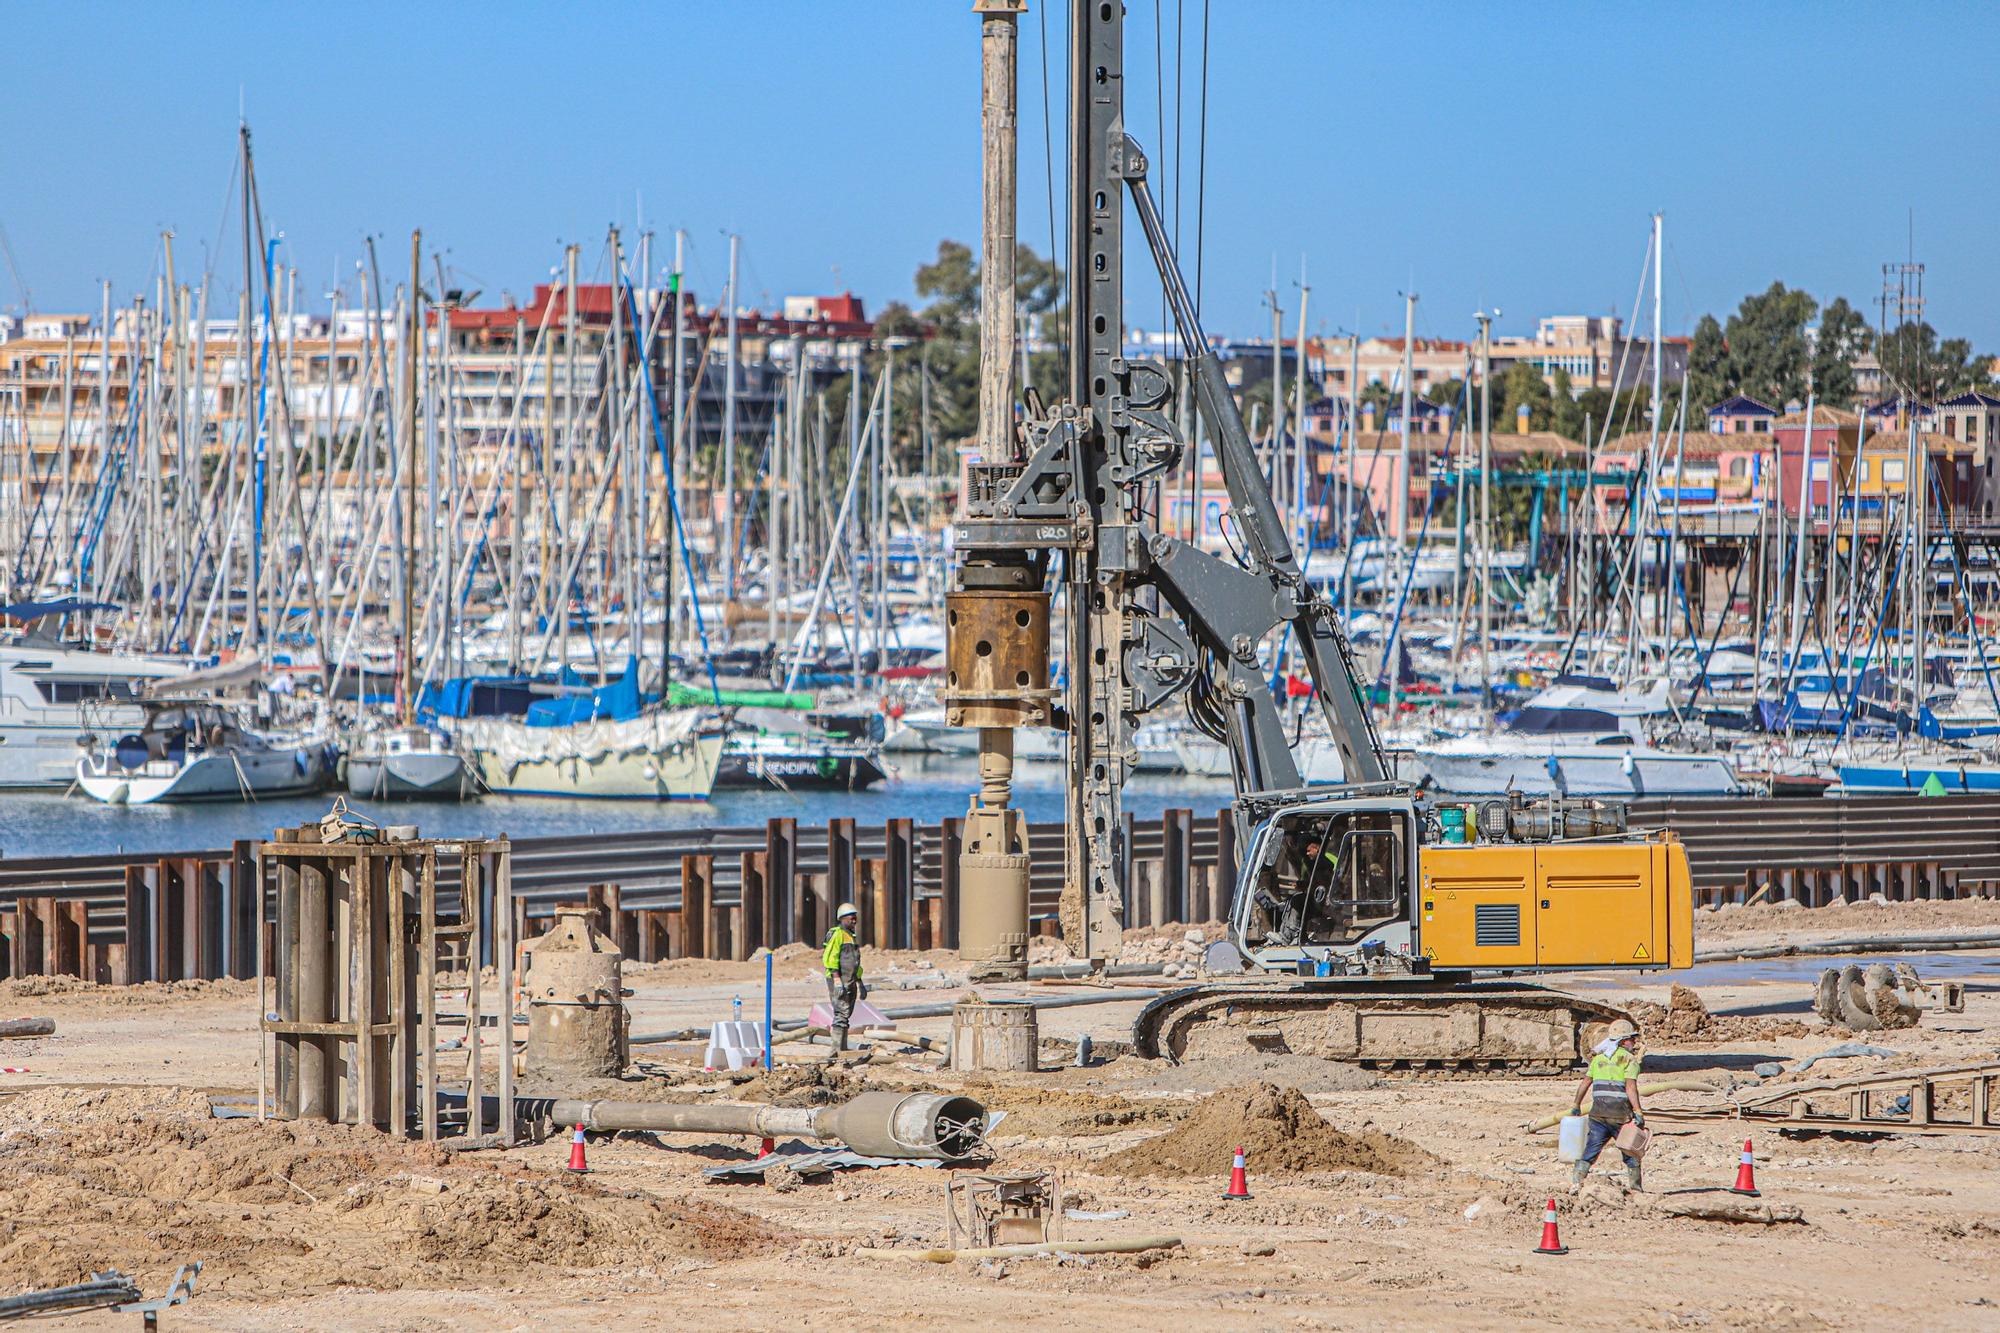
4, 2, 1997, 348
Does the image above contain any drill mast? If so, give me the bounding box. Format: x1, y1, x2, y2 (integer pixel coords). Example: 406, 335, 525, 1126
953, 0, 1387, 967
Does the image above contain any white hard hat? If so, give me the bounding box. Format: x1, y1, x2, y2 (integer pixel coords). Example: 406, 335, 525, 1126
1606, 1018, 1638, 1043
836, 902, 858, 919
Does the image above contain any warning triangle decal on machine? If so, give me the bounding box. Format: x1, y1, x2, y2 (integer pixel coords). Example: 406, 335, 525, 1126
1633, 942, 1651, 960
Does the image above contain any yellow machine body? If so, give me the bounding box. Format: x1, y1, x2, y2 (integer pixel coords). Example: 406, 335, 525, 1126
1417, 837, 1692, 972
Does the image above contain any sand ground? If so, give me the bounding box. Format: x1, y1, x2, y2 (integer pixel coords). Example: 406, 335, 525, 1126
2, 897, 1996, 1331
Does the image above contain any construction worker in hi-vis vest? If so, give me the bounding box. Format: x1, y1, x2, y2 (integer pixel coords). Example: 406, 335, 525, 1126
822, 903, 865, 1053
1569, 1018, 1647, 1191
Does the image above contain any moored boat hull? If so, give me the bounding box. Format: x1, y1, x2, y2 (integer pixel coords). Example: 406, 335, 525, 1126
76, 747, 333, 805
469, 732, 724, 800
346, 751, 476, 800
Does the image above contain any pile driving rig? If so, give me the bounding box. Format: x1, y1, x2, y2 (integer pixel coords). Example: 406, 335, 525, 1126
949, 0, 1690, 1071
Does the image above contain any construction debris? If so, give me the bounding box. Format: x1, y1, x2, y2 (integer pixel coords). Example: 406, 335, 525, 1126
854, 1235, 1182, 1263
1648, 1196, 1805, 1226
1787, 1043, 1897, 1075
703, 1144, 951, 1181
1813, 963, 1964, 1031
946, 1171, 1062, 1248
0, 1018, 54, 1039
1627, 984, 1813, 1045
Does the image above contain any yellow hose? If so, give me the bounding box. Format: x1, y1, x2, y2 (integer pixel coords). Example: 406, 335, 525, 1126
854, 1235, 1183, 1263
1527, 1079, 1720, 1132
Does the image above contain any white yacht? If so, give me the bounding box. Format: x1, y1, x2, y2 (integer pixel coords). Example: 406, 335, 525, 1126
1172, 728, 1345, 782
0, 639, 187, 789
1414, 680, 1742, 798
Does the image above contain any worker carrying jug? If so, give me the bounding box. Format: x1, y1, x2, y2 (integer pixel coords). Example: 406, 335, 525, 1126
1568, 1017, 1649, 1191
823, 903, 866, 1053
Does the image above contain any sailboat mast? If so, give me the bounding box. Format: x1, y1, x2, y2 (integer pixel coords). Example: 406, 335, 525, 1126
1477, 308, 1493, 708
1398, 292, 1415, 548
399, 228, 420, 726
721, 231, 741, 616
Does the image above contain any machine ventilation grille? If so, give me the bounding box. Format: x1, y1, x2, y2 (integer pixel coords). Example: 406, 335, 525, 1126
1474, 902, 1522, 947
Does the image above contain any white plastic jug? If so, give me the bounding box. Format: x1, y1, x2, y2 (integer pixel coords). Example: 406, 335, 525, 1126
1557, 1115, 1589, 1162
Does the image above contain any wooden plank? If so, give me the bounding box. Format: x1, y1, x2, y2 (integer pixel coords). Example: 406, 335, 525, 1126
464, 846, 483, 1142
496, 845, 516, 1148
388, 850, 409, 1139
354, 853, 377, 1133
419, 852, 438, 1142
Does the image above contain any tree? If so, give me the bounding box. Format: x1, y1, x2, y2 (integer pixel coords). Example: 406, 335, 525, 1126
1357, 378, 1396, 418
1877, 321, 1992, 402
1500, 361, 1553, 432
1811, 296, 1871, 408
1685, 313, 1732, 416
1723, 282, 1817, 408
1549, 368, 1587, 442
850, 238, 1065, 463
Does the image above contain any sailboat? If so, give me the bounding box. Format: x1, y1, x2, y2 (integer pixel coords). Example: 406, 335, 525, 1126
344, 721, 476, 800
76, 696, 337, 804
451, 662, 724, 800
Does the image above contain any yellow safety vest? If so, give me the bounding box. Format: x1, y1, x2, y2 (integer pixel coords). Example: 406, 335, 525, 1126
823, 925, 861, 978
1586, 1046, 1641, 1122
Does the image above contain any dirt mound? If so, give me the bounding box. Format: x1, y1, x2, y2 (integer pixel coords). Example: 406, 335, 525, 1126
1102, 1082, 1438, 1179
978, 1087, 1183, 1137
0, 1084, 214, 1130
0, 976, 255, 1004
0, 1086, 791, 1296
1629, 985, 1814, 1046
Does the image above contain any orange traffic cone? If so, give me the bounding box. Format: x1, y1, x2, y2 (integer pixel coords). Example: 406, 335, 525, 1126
759, 1136, 776, 1158
1728, 1138, 1759, 1196
1222, 1145, 1252, 1199
565, 1124, 591, 1173
1533, 1198, 1569, 1255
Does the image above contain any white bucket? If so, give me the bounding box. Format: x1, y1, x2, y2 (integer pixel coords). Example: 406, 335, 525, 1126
1557, 1115, 1589, 1162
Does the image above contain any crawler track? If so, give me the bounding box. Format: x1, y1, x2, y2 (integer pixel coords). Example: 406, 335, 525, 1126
1132, 979, 1633, 1075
